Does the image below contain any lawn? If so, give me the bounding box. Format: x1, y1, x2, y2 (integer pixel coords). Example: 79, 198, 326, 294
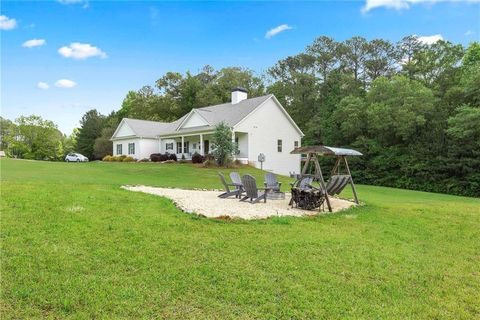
1, 158, 479, 319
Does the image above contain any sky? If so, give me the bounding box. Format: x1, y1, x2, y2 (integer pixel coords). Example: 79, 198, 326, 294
1, 0, 479, 134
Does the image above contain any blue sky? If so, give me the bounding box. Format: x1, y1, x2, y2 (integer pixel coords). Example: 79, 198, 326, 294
1, 0, 479, 134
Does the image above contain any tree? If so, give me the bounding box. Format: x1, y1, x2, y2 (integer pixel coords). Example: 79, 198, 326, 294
366, 76, 435, 144
93, 126, 116, 159
7, 115, 63, 160
212, 123, 236, 166
447, 105, 480, 152
76, 110, 105, 160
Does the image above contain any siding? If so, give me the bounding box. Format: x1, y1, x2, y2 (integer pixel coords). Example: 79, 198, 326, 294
235, 98, 301, 176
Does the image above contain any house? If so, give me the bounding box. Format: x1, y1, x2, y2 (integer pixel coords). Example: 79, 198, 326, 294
111, 88, 304, 175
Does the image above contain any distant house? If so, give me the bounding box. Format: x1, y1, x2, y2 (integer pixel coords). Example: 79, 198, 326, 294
111, 88, 304, 175
0, 151, 5, 157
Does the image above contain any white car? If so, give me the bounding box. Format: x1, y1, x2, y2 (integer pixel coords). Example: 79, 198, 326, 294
65, 153, 89, 162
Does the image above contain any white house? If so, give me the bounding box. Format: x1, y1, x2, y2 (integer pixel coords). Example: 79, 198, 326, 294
111, 88, 304, 175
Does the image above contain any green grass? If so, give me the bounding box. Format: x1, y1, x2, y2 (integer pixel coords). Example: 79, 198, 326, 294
1, 158, 479, 319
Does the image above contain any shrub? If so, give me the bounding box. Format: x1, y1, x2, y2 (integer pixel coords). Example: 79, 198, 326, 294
212, 122, 237, 166
160, 153, 170, 161
181, 154, 186, 160
151, 153, 177, 162
102, 155, 113, 161
150, 153, 161, 162
122, 156, 135, 162
191, 152, 204, 164
202, 159, 217, 167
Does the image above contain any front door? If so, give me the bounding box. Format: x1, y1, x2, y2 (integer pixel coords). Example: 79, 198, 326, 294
204, 140, 209, 154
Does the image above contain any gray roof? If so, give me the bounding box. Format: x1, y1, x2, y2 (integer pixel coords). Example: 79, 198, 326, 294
117, 94, 273, 138
291, 145, 363, 156
122, 118, 177, 138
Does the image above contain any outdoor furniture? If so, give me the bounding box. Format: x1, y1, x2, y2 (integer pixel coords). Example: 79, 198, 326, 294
264, 172, 282, 192
326, 175, 351, 196
218, 173, 242, 198
240, 174, 267, 204
291, 146, 363, 210
230, 172, 244, 190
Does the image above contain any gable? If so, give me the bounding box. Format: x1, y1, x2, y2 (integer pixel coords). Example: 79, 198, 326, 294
112, 121, 136, 139
234, 96, 304, 136
178, 111, 209, 129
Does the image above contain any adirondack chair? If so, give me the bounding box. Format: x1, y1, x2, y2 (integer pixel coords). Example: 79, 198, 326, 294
230, 172, 243, 189
218, 173, 242, 198
326, 175, 351, 196
264, 172, 281, 192
240, 174, 267, 204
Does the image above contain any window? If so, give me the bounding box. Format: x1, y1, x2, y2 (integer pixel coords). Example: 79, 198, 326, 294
192, 143, 197, 150
176, 141, 190, 154
277, 139, 282, 152
116, 144, 122, 155
294, 141, 299, 148
128, 143, 135, 155
165, 143, 174, 151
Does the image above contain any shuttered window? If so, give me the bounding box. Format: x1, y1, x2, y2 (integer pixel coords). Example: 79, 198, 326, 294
116, 144, 122, 155
128, 143, 135, 155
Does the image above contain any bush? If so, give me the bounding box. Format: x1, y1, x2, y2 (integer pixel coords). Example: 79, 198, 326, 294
202, 159, 217, 167
150, 153, 177, 162
191, 152, 204, 164
122, 156, 135, 162
102, 155, 113, 161
150, 153, 161, 162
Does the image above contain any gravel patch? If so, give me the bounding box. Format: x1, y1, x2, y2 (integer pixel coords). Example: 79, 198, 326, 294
122, 185, 357, 220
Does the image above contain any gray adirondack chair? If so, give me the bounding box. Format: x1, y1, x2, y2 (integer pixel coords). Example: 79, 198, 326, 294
326, 175, 351, 196
240, 174, 267, 203
218, 173, 241, 198
264, 172, 281, 191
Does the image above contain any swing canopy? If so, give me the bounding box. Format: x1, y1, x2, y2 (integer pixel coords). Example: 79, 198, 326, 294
290, 145, 363, 156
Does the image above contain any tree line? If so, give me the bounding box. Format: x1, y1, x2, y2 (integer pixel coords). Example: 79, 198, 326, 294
2, 36, 478, 196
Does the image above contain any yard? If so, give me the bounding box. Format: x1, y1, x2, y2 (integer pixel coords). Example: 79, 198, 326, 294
1, 158, 479, 318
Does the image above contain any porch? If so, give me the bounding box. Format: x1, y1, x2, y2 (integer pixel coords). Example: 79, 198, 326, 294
158, 131, 249, 162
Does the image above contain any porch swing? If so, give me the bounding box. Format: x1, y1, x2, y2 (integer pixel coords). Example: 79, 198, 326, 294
290, 146, 363, 212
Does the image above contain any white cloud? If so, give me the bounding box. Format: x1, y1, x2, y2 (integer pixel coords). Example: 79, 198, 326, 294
465, 30, 474, 36
362, 0, 480, 13
265, 24, 293, 39
58, 42, 107, 60
0, 15, 17, 30
55, 79, 77, 88
57, 0, 89, 8
417, 34, 444, 44
22, 39, 46, 48
37, 82, 50, 90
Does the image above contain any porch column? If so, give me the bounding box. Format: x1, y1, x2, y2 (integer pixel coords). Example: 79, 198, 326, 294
181, 136, 185, 158
231, 130, 236, 159
199, 134, 204, 156
158, 137, 162, 154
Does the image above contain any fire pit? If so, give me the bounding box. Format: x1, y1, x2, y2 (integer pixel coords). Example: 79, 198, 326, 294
266, 190, 285, 200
